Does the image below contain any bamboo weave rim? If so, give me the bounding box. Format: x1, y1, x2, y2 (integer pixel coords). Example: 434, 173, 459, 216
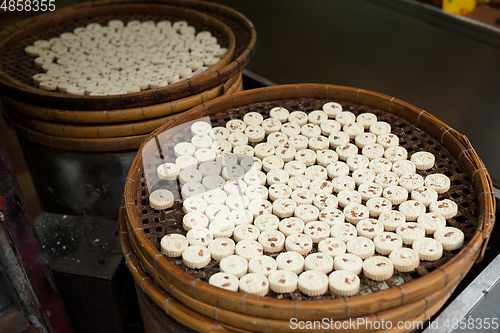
1, 74, 242, 138
123, 84, 496, 321
0, 1, 255, 110
1, 74, 242, 151
0, 71, 242, 125
119, 204, 458, 333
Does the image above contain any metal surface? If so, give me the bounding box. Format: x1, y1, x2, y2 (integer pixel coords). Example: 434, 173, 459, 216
210, 0, 500, 188
34, 212, 143, 333
18, 136, 136, 220
0, 137, 73, 332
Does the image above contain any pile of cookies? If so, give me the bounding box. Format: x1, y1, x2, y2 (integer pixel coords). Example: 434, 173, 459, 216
150, 102, 463, 297
25, 19, 227, 95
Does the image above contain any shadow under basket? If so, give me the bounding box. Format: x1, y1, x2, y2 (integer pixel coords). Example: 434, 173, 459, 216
121, 84, 495, 332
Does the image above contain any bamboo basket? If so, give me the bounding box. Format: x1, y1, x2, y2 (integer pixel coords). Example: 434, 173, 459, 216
1, 74, 242, 151
1, 74, 242, 138
119, 204, 459, 333
122, 84, 495, 331
0, 1, 249, 110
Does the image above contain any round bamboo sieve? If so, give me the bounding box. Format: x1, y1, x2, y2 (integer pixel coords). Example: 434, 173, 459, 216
1, 74, 242, 152
119, 204, 460, 333
1, 74, 242, 137
0, 2, 241, 110
123, 84, 495, 321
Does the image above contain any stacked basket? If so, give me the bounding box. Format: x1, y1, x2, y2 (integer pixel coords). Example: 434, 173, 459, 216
0, 0, 255, 217
120, 84, 495, 332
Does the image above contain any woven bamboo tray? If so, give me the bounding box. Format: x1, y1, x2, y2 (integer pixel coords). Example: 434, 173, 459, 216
119, 203, 460, 333
1, 74, 242, 138
1, 74, 242, 151
122, 84, 495, 325
0, 2, 246, 110
0, 72, 242, 125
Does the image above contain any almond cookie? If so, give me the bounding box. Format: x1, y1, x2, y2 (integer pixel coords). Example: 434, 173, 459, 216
235, 239, 264, 260
245, 125, 265, 142
288, 135, 309, 151
288, 175, 311, 191
245, 185, 269, 201
270, 107, 290, 122
223, 180, 247, 196
373, 232, 403, 255
396, 223, 425, 245
352, 168, 377, 186
434, 227, 464, 251
291, 189, 315, 205
417, 212, 446, 235
389, 248, 420, 272
362, 143, 385, 160
183, 196, 208, 214
384, 146, 408, 162
280, 122, 301, 137
254, 142, 275, 159
377, 133, 399, 149
336, 143, 359, 161
346, 236, 375, 259
182, 245, 211, 269
328, 132, 350, 149
268, 183, 293, 201
226, 119, 246, 133
220, 255, 248, 278
328, 270, 360, 296
208, 237, 236, 261
233, 224, 260, 242
262, 118, 282, 134
161, 234, 188, 257
205, 204, 230, 222
410, 152, 435, 170
320, 120, 342, 136
304, 253, 334, 274
268, 270, 298, 293
316, 149, 339, 167
266, 169, 290, 186
358, 182, 383, 201
356, 112, 378, 129
258, 230, 286, 253
355, 132, 377, 149
201, 175, 226, 189
267, 132, 289, 147
157, 163, 180, 180
313, 194, 339, 211
179, 168, 203, 185
209, 219, 234, 238
319, 208, 345, 226
186, 227, 213, 247
378, 210, 406, 232
253, 214, 280, 232
210, 127, 230, 141
288, 111, 308, 126
274, 144, 296, 162
383, 185, 409, 205
301, 123, 321, 139
363, 256, 394, 281
366, 197, 393, 218
412, 237, 443, 261
225, 195, 250, 211
333, 253, 363, 275
343, 122, 365, 139
398, 173, 425, 192
374, 171, 400, 189
331, 222, 357, 243
243, 112, 264, 126
429, 199, 458, 219
294, 204, 320, 223
209, 272, 239, 292
335, 111, 356, 126
411, 186, 438, 207
331, 175, 356, 193
398, 200, 426, 222
183, 212, 209, 231
243, 170, 267, 186
285, 234, 313, 255
279, 217, 305, 236
327, 161, 350, 178
304, 165, 328, 181
392, 160, 417, 177
241, 156, 262, 172
343, 203, 370, 225
262, 155, 285, 172
149, 189, 175, 210
272, 198, 297, 218
239, 273, 269, 296
309, 136, 330, 151
337, 190, 362, 208
295, 149, 317, 166
276, 251, 305, 274
322, 102, 343, 118
303, 221, 331, 243
424, 173, 451, 194
248, 255, 277, 277
298, 270, 329, 296
369, 121, 391, 136
174, 142, 196, 157
318, 237, 347, 258
308, 110, 329, 125
228, 209, 253, 226
369, 157, 393, 174
356, 219, 384, 239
